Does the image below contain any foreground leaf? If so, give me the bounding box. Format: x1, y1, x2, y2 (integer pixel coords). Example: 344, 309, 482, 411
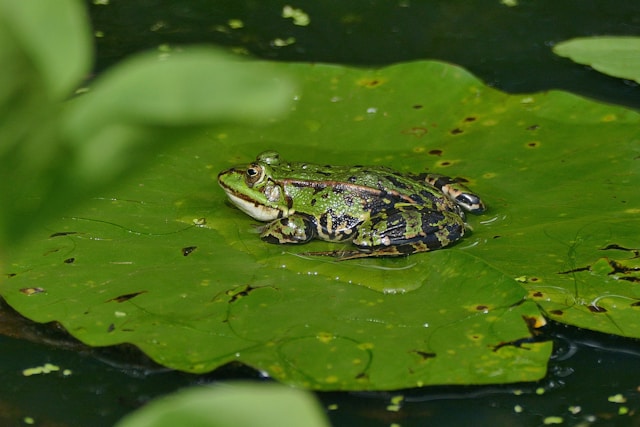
3, 60, 640, 390
115, 383, 330, 427
0, 0, 91, 99
553, 36, 640, 83
0, 2, 293, 246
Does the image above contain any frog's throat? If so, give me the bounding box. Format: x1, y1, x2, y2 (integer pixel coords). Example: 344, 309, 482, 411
224, 191, 284, 221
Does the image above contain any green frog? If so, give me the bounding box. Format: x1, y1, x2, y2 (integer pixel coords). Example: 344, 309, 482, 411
217, 151, 485, 260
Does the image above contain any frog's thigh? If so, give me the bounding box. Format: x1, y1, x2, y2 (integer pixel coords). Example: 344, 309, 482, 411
261, 215, 315, 244
352, 208, 465, 250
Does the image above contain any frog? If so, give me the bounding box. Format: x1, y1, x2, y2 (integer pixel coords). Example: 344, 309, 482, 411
217, 151, 485, 260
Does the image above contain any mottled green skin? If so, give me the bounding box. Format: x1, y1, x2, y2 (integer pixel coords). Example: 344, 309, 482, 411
217, 151, 485, 259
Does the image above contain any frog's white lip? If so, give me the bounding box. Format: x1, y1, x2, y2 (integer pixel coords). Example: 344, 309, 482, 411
224, 191, 282, 222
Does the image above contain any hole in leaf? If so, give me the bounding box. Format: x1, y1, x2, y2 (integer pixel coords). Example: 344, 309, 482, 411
182, 246, 198, 256
107, 291, 147, 303
50, 231, 78, 238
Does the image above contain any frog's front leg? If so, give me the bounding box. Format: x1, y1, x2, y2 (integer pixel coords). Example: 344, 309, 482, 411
261, 214, 316, 244
352, 206, 465, 256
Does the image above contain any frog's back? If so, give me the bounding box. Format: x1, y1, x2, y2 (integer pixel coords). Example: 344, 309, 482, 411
273, 161, 456, 219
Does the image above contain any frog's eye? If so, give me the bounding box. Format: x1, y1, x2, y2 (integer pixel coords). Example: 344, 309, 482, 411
245, 164, 265, 187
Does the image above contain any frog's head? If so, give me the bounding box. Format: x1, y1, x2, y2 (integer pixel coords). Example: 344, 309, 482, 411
217, 151, 291, 221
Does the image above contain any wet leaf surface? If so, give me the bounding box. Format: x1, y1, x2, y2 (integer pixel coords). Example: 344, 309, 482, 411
3, 60, 640, 390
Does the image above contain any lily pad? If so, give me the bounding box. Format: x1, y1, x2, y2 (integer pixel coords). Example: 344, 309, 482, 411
553, 36, 640, 83
3, 59, 640, 390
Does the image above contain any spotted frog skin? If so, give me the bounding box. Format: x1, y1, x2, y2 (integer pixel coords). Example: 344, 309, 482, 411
217, 151, 485, 260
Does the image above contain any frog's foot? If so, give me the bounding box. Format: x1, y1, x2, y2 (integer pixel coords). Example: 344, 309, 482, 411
261, 215, 315, 244
298, 247, 409, 261
421, 173, 486, 214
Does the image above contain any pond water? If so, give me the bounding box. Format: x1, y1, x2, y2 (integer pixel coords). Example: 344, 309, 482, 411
2, 320, 639, 426
3, 1, 639, 425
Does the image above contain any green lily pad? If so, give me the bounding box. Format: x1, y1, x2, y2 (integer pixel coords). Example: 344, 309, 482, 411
3, 59, 640, 390
553, 36, 640, 83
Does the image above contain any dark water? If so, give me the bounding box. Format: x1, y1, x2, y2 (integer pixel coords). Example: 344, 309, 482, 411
89, 0, 640, 108
3, 1, 639, 425
2, 321, 639, 426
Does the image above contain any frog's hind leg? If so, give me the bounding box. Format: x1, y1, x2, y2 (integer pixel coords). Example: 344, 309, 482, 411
352, 206, 466, 256
423, 173, 485, 214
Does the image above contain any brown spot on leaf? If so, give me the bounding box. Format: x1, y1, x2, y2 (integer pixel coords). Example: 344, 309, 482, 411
49, 231, 78, 238
411, 350, 436, 360
522, 314, 546, 331
601, 243, 640, 257
193, 217, 207, 226
182, 246, 197, 256
20, 287, 45, 296
401, 127, 428, 137
464, 116, 476, 122
227, 284, 257, 303
428, 149, 443, 156
450, 128, 464, 135
108, 291, 147, 303
608, 258, 640, 274
357, 77, 386, 88
587, 305, 607, 313
355, 372, 369, 380
64, 258, 75, 264
558, 266, 591, 274
549, 309, 564, 316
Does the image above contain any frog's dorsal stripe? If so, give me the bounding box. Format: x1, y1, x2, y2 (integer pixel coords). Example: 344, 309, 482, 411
278, 178, 419, 205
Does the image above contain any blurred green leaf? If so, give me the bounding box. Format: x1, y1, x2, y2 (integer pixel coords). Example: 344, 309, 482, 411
61, 48, 294, 189
553, 36, 640, 83
3, 60, 640, 390
115, 383, 330, 427
0, 0, 91, 99
0, 1, 293, 246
